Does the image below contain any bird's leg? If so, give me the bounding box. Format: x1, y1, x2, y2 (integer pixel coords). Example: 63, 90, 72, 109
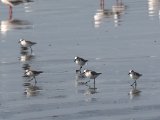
9, 6, 13, 19
130, 82, 135, 87
131, 84, 135, 89
79, 66, 82, 73
134, 80, 137, 87
28, 77, 34, 82
100, 0, 104, 10
34, 76, 37, 84
30, 46, 33, 54
94, 79, 96, 89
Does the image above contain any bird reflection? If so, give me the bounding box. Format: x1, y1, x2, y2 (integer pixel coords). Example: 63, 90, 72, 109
0, 17, 32, 35
148, 0, 160, 18
129, 86, 141, 99
84, 84, 97, 95
24, 84, 41, 97
75, 70, 87, 86
75, 83, 97, 95
19, 51, 35, 62
22, 63, 31, 70
94, 0, 126, 28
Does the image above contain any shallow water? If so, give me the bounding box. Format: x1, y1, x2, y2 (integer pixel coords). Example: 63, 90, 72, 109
1, 0, 160, 120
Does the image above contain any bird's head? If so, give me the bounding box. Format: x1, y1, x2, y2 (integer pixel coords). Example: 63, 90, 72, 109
19, 38, 24, 43
25, 69, 29, 72
84, 69, 89, 73
128, 70, 134, 75
74, 56, 78, 62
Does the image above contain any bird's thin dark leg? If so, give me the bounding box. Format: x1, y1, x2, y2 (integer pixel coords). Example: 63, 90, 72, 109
94, 79, 96, 89
34, 76, 37, 84
134, 80, 137, 87
130, 82, 135, 87
131, 84, 135, 89
30, 46, 33, 54
79, 66, 82, 73
131, 81, 137, 88
29, 77, 34, 82
9, 6, 12, 19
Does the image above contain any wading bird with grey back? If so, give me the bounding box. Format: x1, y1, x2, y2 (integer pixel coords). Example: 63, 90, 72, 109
128, 70, 142, 87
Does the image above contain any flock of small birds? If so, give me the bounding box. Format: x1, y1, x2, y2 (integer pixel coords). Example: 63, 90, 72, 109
74, 56, 101, 89
1, 0, 143, 96
18, 38, 43, 84
18, 38, 43, 95
74, 56, 142, 93
17, 39, 142, 95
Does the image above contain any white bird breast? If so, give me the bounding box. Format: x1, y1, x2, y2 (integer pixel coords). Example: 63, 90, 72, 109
21, 41, 28, 47
85, 71, 95, 79
26, 71, 33, 76
130, 74, 139, 80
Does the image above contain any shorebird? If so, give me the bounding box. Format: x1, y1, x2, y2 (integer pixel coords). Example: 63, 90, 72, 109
74, 56, 88, 71
1, 0, 33, 18
128, 70, 142, 87
24, 68, 43, 83
18, 38, 36, 53
83, 69, 101, 88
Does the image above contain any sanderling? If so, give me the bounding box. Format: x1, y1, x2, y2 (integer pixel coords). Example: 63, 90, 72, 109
18, 38, 37, 53
24, 68, 43, 83
83, 69, 101, 87
128, 70, 142, 87
74, 56, 88, 71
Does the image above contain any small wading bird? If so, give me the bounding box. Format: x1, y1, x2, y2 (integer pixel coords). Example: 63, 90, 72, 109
1, 0, 33, 18
18, 38, 37, 53
83, 69, 102, 88
24, 68, 43, 83
74, 56, 88, 72
128, 70, 142, 87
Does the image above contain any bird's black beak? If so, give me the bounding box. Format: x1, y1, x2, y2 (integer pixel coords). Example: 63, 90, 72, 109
128, 73, 130, 75
76, 70, 80, 73
74, 59, 76, 62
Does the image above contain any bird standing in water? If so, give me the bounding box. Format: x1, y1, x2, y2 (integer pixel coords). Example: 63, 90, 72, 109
128, 70, 142, 87
83, 69, 102, 88
24, 68, 43, 84
18, 38, 37, 53
74, 56, 88, 72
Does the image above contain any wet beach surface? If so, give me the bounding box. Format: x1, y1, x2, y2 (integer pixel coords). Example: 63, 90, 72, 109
1, 0, 160, 120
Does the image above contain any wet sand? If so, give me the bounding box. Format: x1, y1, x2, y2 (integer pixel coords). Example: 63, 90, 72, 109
1, 0, 160, 120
